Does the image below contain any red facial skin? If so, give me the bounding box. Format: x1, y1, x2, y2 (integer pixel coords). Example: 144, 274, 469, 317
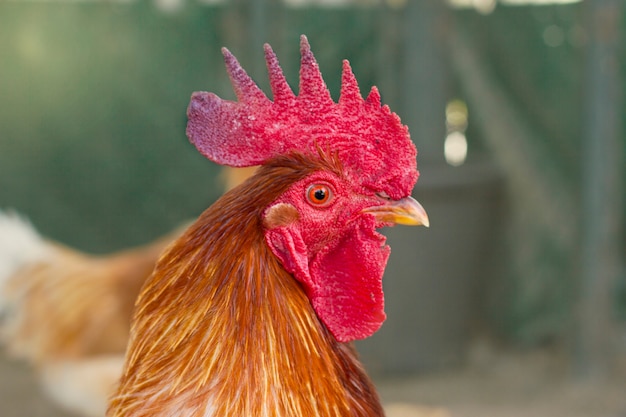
264, 169, 396, 342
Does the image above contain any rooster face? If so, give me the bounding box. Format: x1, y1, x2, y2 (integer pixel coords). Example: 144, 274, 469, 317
187, 36, 429, 343
263, 164, 428, 343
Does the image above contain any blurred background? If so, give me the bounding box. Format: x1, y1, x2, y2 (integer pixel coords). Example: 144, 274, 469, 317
1, 0, 624, 416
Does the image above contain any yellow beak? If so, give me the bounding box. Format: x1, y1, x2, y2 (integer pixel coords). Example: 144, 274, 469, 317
362, 196, 429, 227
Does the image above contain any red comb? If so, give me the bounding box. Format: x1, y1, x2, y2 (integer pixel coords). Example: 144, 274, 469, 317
187, 35, 418, 198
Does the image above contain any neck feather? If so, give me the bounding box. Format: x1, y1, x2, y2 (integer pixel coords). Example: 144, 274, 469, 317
108, 159, 384, 417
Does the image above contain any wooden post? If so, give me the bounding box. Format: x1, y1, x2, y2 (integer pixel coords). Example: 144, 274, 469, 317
576, 0, 624, 378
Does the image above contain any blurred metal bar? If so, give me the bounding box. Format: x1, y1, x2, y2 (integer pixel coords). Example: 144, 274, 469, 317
576, 0, 624, 378
403, 0, 450, 164
249, 0, 268, 77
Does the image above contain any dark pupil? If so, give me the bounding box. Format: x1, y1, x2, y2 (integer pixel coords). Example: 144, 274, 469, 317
314, 188, 326, 201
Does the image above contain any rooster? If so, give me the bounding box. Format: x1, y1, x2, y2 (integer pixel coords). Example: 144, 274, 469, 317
107, 35, 428, 417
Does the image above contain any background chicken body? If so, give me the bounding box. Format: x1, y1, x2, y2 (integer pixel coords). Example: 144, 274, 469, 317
0, 211, 183, 416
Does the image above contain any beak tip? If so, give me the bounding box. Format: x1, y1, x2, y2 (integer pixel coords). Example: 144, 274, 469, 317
410, 197, 429, 228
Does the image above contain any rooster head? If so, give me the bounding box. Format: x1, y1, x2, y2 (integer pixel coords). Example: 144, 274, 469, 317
187, 35, 428, 342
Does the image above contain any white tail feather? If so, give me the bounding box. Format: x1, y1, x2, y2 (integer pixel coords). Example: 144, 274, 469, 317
0, 210, 51, 303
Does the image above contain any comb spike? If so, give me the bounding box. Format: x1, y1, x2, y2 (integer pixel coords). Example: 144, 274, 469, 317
222, 47, 269, 104
365, 86, 382, 107
298, 35, 333, 106
264, 43, 296, 103
339, 59, 363, 107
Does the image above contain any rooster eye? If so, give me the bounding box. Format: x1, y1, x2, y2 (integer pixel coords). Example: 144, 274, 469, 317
306, 184, 333, 207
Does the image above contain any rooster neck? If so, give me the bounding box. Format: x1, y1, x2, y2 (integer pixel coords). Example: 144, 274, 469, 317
108, 175, 384, 417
